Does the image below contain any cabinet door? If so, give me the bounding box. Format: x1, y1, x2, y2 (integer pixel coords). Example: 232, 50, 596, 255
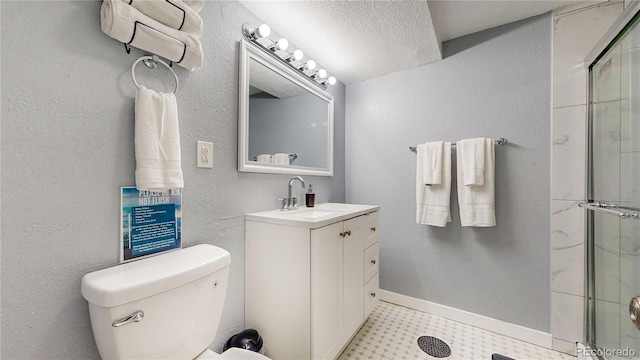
342, 216, 364, 343
311, 222, 343, 360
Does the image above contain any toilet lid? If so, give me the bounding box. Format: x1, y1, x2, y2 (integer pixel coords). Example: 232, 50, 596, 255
196, 348, 271, 360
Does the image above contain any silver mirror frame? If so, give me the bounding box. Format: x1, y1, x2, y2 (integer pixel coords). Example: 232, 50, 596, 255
238, 39, 334, 176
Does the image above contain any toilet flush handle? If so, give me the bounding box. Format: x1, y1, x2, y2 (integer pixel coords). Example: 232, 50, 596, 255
112, 310, 144, 328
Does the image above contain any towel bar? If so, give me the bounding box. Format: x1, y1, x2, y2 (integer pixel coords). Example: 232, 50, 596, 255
579, 202, 640, 220
409, 138, 507, 153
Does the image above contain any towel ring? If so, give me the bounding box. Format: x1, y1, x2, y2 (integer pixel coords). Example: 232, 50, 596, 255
131, 55, 179, 94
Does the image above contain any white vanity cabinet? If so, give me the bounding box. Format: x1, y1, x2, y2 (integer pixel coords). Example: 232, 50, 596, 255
245, 204, 379, 360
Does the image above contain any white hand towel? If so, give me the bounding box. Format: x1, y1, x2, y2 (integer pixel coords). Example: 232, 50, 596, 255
456, 138, 495, 227
135, 85, 184, 190
256, 154, 272, 163
101, 0, 203, 71
416, 142, 452, 227
458, 137, 486, 186
124, 0, 204, 36
417, 141, 444, 185
182, 0, 204, 12
273, 153, 290, 165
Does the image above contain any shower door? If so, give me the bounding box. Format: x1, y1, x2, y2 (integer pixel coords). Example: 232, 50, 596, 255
587, 9, 640, 360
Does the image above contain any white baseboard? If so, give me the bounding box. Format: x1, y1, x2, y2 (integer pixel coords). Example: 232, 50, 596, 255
379, 289, 553, 349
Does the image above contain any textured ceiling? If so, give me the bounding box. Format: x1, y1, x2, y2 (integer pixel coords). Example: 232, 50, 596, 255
239, 0, 580, 85
428, 1, 579, 42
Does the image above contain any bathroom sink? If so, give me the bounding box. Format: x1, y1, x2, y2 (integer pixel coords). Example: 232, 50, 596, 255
272, 208, 344, 220
313, 203, 369, 212
245, 203, 379, 229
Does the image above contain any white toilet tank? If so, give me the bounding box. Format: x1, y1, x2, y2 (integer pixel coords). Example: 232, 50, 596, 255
81, 244, 230, 360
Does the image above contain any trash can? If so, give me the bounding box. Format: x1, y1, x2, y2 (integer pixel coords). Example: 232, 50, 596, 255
223, 329, 265, 355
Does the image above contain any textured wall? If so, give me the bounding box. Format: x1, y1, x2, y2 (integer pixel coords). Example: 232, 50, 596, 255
345, 13, 552, 332
0, 1, 345, 359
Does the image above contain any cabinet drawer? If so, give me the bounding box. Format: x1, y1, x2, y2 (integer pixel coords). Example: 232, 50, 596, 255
364, 211, 379, 249
364, 274, 379, 318
364, 243, 379, 283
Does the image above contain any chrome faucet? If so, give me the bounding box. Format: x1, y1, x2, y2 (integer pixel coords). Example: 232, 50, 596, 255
280, 176, 305, 210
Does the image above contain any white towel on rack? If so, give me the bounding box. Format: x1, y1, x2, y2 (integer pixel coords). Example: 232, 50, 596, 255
101, 0, 203, 71
135, 85, 184, 190
456, 138, 495, 227
256, 154, 272, 163
416, 142, 452, 227
417, 141, 444, 185
458, 137, 486, 186
124, 0, 203, 36
273, 153, 290, 165
182, 0, 204, 12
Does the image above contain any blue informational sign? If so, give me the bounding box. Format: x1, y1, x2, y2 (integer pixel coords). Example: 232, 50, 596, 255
121, 187, 182, 263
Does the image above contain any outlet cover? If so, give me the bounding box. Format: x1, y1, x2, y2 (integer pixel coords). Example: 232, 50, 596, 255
197, 141, 213, 168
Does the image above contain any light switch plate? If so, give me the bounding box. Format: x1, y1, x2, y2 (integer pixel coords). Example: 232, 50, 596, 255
196, 141, 213, 168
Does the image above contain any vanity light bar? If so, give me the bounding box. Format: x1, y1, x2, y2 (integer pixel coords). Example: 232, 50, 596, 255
241, 23, 336, 89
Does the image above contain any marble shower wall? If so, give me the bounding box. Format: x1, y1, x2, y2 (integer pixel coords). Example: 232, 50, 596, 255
551, 1, 624, 354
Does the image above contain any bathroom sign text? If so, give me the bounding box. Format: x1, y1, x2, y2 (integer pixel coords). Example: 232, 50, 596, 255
120, 187, 182, 263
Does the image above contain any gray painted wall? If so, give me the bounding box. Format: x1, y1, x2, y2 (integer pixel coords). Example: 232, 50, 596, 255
0, 2, 345, 359
345, 13, 552, 332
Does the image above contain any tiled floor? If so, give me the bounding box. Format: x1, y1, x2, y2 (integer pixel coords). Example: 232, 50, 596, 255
338, 301, 576, 360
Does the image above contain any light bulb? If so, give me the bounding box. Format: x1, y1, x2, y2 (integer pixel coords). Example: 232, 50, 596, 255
255, 24, 271, 38
243, 23, 271, 40
288, 49, 303, 62
326, 76, 336, 85
270, 38, 289, 51
315, 69, 327, 79
304, 60, 316, 71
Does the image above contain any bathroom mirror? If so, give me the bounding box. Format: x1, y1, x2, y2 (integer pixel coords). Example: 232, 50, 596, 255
238, 39, 334, 176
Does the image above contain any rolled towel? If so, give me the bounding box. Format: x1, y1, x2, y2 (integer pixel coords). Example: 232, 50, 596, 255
101, 0, 203, 71
182, 0, 204, 12
256, 154, 272, 163
273, 153, 290, 165
135, 85, 184, 190
124, 0, 203, 36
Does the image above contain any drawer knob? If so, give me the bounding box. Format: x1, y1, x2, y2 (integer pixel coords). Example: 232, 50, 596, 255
339, 232, 345, 237
370, 227, 376, 232
370, 292, 376, 298
370, 259, 376, 265
345, 230, 351, 236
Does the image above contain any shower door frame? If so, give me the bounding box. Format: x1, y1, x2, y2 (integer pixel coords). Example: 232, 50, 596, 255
585, 2, 640, 357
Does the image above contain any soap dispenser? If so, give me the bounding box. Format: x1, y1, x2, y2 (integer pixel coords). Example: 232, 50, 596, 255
306, 184, 315, 207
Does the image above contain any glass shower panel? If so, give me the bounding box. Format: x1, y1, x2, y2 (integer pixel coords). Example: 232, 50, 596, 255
589, 11, 640, 360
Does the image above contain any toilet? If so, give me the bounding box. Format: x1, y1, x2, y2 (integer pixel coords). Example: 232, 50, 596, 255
81, 244, 270, 359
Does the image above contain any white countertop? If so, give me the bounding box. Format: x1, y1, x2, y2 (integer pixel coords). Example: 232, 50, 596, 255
245, 203, 379, 229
